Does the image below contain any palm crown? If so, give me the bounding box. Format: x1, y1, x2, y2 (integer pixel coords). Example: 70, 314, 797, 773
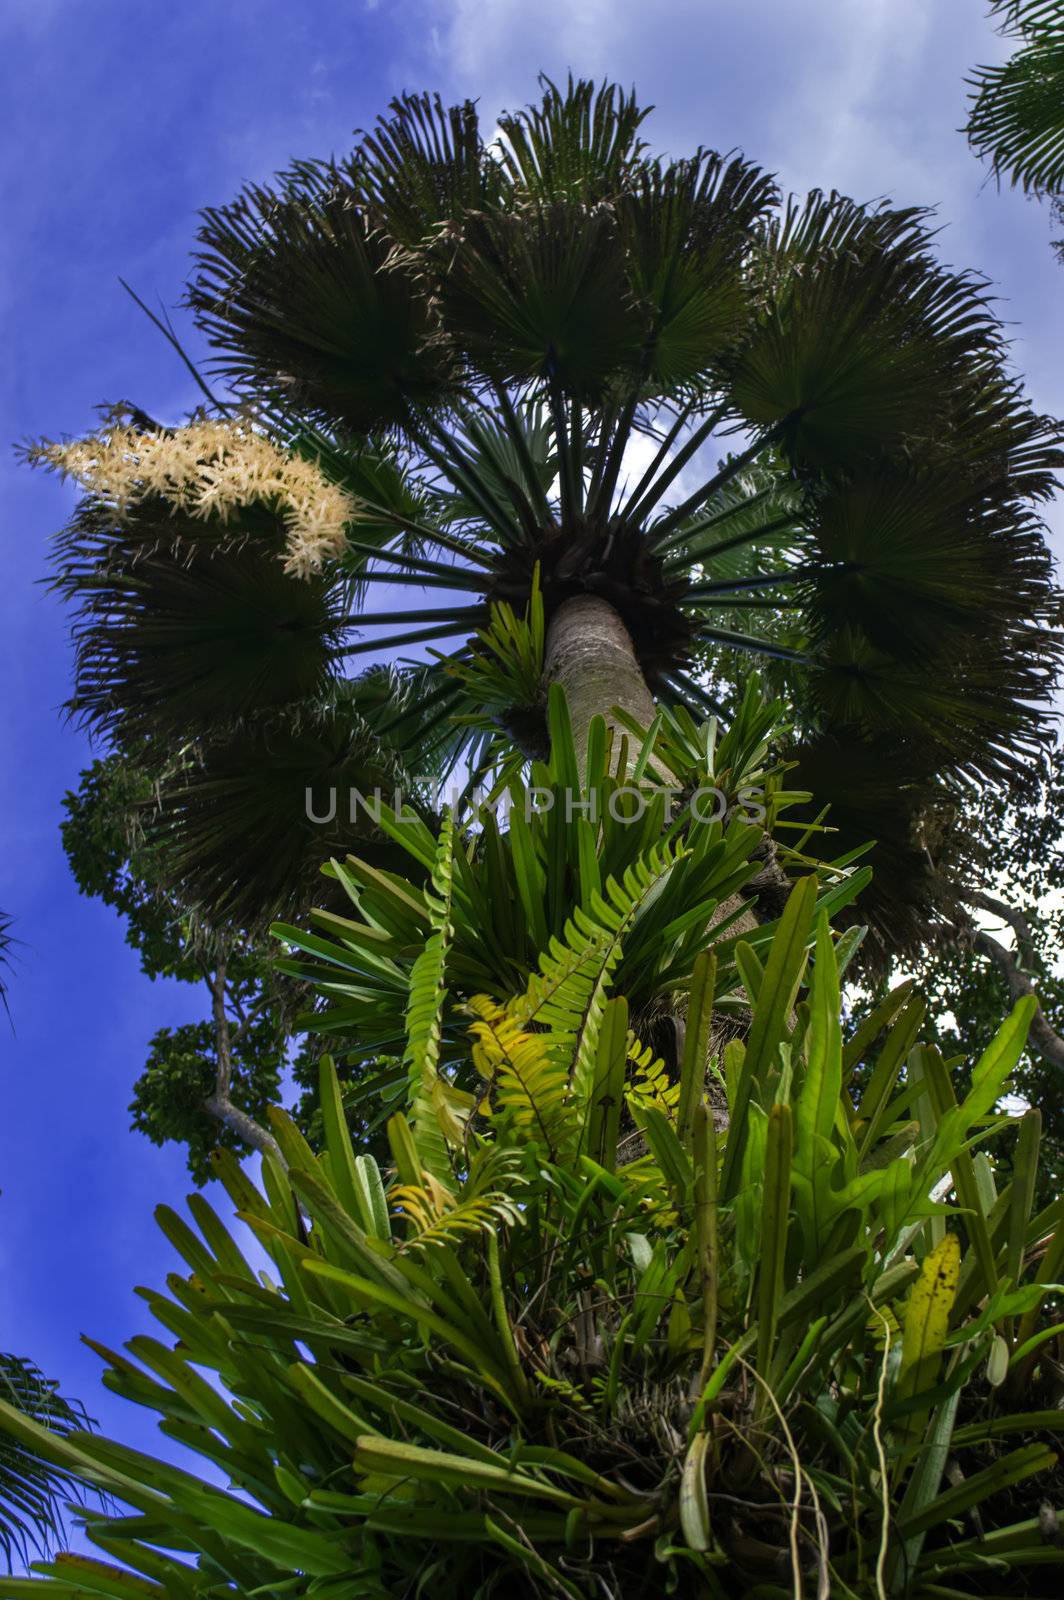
35, 77, 1062, 950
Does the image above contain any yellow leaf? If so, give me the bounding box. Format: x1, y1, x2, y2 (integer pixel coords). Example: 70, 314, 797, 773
899, 1232, 961, 1400
680, 1430, 712, 1552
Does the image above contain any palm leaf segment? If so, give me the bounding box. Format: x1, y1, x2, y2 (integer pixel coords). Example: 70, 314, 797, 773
0, 909, 13, 1017
39, 79, 1062, 946
38, 462, 452, 932
0, 1353, 95, 1570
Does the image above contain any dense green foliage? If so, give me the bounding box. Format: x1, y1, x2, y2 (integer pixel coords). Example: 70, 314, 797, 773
21, 74, 1061, 1188
274, 679, 833, 1144
916, 744, 1064, 1202
2, 734, 1063, 1595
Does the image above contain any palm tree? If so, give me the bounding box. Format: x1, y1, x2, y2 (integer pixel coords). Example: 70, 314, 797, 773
967, 0, 1064, 196
0, 1355, 94, 1572
32, 77, 1061, 967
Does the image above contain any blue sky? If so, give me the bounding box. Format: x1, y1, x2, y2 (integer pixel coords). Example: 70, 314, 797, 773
1, 0, 1062, 1544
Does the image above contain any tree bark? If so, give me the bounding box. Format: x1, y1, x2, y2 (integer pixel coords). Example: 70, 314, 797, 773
205, 962, 286, 1167
544, 595, 658, 776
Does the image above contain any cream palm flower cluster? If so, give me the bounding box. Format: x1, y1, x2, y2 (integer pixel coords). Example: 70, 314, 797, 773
34, 416, 357, 577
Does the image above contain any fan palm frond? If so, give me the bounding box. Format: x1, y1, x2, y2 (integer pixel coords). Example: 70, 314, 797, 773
785, 738, 974, 965
0, 909, 14, 1019
494, 74, 653, 201
48, 496, 348, 747
723, 192, 1005, 471
620, 151, 779, 394
967, 1, 1064, 196
136, 686, 438, 931
353, 89, 500, 243
190, 175, 457, 433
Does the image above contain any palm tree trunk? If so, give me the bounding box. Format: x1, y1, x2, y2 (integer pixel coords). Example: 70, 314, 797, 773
544, 595, 657, 774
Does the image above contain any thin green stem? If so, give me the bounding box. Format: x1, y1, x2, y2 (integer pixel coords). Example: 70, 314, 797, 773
685, 568, 811, 596
120, 277, 233, 417
458, 397, 543, 543
570, 398, 585, 518
356, 568, 486, 590
662, 671, 727, 716
582, 392, 624, 514
491, 384, 555, 525
693, 1103, 719, 1394
405, 413, 519, 546
355, 495, 496, 569
487, 1230, 533, 1409
343, 534, 490, 587
689, 597, 804, 611
338, 605, 488, 627
613, 396, 698, 523
673, 481, 777, 537
548, 377, 579, 530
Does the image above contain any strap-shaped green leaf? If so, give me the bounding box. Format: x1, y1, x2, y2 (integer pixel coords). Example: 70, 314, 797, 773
756, 1101, 794, 1390
677, 950, 717, 1147
720, 874, 816, 1200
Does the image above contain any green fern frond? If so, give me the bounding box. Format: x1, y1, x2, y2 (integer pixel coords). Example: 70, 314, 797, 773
404, 812, 458, 1176
463, 840, 687, 1155
391, 1147, 526, 1251
625, 1033, 679, 1117
520, 839, 688, 1108
466, 994, 572, 1155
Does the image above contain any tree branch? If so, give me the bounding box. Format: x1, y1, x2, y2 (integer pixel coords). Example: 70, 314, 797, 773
204, 961, 286, 1166
963, 887, 1040, 969
954, 896, 1064, 1074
